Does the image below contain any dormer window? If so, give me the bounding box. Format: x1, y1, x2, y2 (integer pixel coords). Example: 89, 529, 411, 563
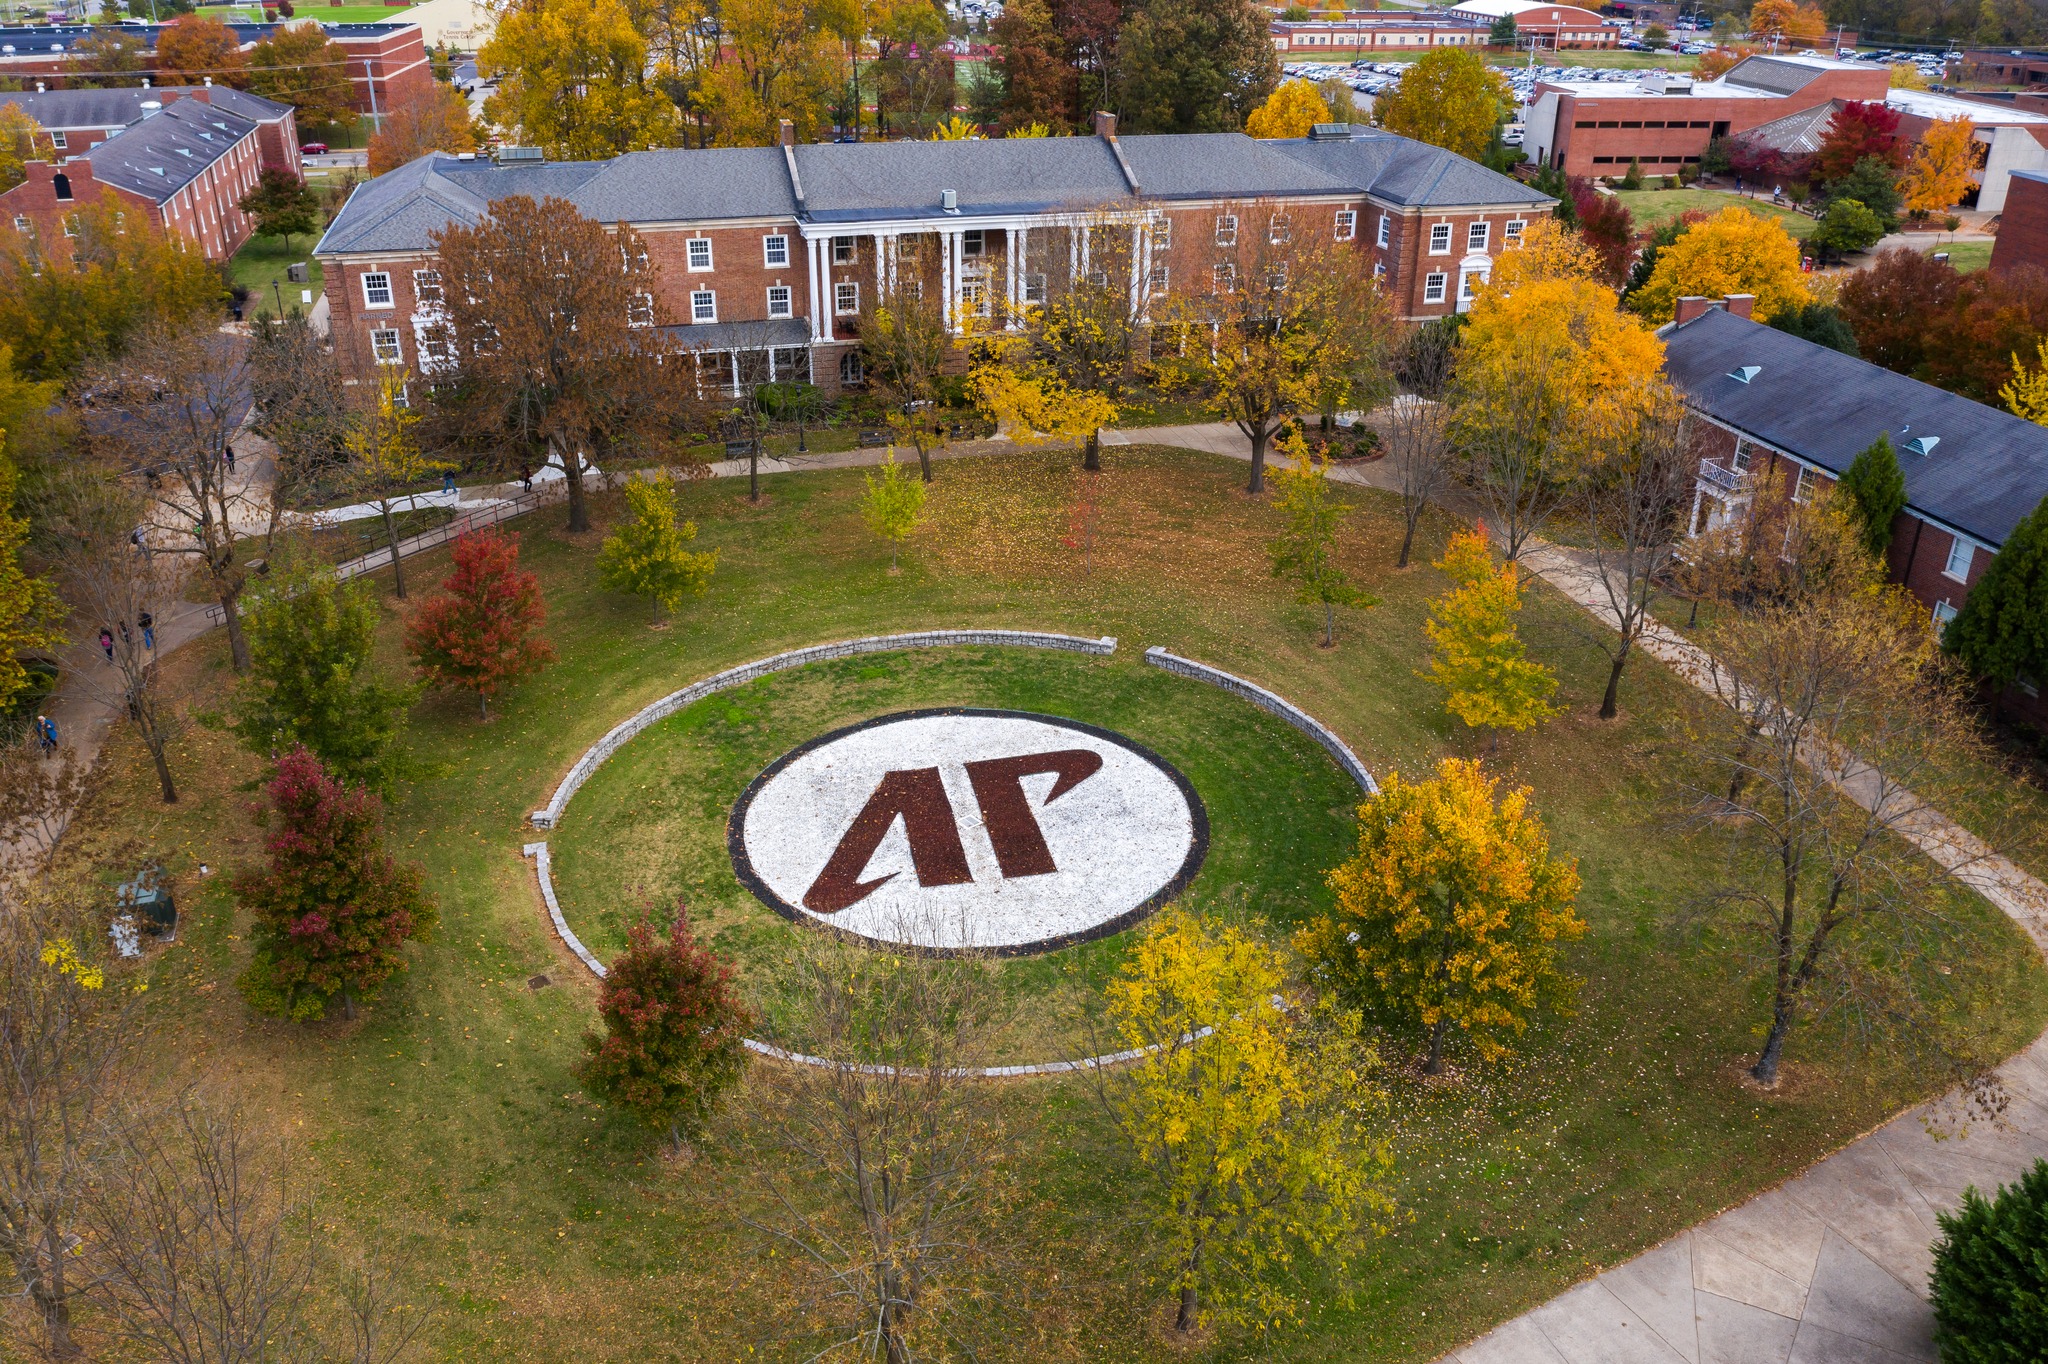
1904, 435, 1940, 457
1727, 365, 1761, 384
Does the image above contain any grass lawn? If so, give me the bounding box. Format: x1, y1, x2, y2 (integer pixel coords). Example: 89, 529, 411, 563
1613, 186, 1817, 239
1928, 239, 1993, 273
69, 444, 2048, 1362
229, 231, 326, 319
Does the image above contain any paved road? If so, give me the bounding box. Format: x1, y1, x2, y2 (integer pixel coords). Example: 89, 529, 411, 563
1105, 420, 2048, 1364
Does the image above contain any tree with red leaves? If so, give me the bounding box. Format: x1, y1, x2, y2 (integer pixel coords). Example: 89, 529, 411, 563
1921, 265, 2048, 401
1814, 101, 1906, 184
404, 528, 555, 720
1569, 177, 1635, 286
1839, 246, 1964, 376
234, 747, 438, 1023
579, 908, 752, 1156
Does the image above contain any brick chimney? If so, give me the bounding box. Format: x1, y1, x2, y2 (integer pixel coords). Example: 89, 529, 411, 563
1724, 293, 1755, 319
779, 118, 795, 147
1673, 296, 1714, 325
1093, 110, 1118, 140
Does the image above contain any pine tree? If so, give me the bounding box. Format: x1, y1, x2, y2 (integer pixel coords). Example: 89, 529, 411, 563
1267, 436, 1377, 647
1423, 525, 1558, 743
1944, 494, 2048, 688
860, 452, 929, 572
579, 908, 752, 1156
234, 747, 437, 1022
597, 475, 718, 617
403, 528, 555, 719
1837, 434, 1908, 559
1930, 1158, 2048, 1364
1301, 756, 1584, 1074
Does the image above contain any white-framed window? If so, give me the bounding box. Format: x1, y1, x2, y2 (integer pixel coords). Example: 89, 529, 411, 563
1266, 262, 1289, 290
619, 241, 648, 271
370, 327, 402, 365
412, 268, 443, 306
832, 236, 858, 264
1793, 465, 1815, 504
834, 280, 859, 315
839, 351, 864, 387
766, 284, 792, 318
1023, 273, 1046, 304
1334, 209, 1356, 241
11, 216, 28, 234
763, 233, 789, 267
1731, 439, 1752, 473
1148, 264, 1169, 293
49, 131, 65, 149
686, 238, 713, 271
1215, 214, 1238, 246
1086, 268, 1108, 287
902, 278, 924, 302
1459, 270, 1480, 300
627, 292, 654, 327
1376, 212, 1390, 248
1468, 221, 1490, 252
1212, 262, 1236, 293
1151, 213, 1172, 248
690, 289, 716, 323
61, 215, 77, 237
1423, 271, 1447, 304
1933, 599, 1959, 632
361, 271, 394, 308
962, 228, 985, 258
1428, 223, 1452, 255
1505, 218, 1526, 246
1268, 213, 1291, 244
1944, 536, 1975, 581
1372, 260, 1385, 280
963, 277, 991, 317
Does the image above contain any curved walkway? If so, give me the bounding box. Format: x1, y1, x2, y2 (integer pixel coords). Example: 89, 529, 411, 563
1103, 420, 2048, 1364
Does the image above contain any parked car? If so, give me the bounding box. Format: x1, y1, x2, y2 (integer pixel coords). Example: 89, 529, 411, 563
299, 141, 329, 155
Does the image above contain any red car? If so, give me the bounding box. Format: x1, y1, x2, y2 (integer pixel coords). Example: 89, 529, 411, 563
299, 142, 329, 155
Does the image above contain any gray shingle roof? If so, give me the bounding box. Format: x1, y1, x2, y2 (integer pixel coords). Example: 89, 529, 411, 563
1731, 99, 1842, 156
1723, 55, 1831, 96
317, 131, 1553, 254
82, 99, 258, 202
0, 85, 291, 131
1663, 307, 2048, 548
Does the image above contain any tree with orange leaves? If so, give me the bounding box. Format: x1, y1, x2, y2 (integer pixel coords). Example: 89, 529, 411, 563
368, 81, 477, 175
1747, 0, 1826, 46
154, 14, 249, 88
404, 528, 555, 719
1901, 116, 1978, 218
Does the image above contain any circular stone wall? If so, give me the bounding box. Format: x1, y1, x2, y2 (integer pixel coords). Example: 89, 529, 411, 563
729, 708, 1208, 955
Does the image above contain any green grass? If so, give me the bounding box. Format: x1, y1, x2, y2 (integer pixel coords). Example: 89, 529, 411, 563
1928, 239, 1993, 273
229, 232, 326, 318
74, 443, 2048, 1362
1613, 186, 1817, 239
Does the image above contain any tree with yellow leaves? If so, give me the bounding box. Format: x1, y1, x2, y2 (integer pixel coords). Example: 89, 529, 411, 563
1103, 909, 1396, 1336
1627, 205, 1810, 324
1267, 432, 1377, 647
1748, 0, 1826, 45
2001, 338, 2048, 425
1244, 78, 1331, 139
1477, 216, 1602, 295
929, 115, 979, 139
0, 430, 60, 713
481, 0, 683, 159
1422, 524, 1558, 742
1371, 47, 1509, 161
0, 104, 51, 192
970, 356, 1119, 457
1302, 757, 1584, 1075
1454, 273, 1667, 558
345, 368, 451, 602
597, 474, 718, 616
1901, 116, 1977, 219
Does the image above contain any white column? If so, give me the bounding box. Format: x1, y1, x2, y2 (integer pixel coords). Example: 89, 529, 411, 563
949, 229, 966, 334
1128, 222, 1142, 317
1068, 223, 1078, 285
1015, 226, 1029, 310
874, 232, 887, 297
939, 230, 952, 330
1080, 225, 1091, 280
808, 237, 826, 342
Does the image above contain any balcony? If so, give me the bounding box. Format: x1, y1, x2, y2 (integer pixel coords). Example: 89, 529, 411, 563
1698, 458, 1746, 493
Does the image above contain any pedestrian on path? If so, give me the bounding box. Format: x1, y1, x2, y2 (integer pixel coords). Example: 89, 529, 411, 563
520, 463, 534, 494
35, 715, 53, 757
224, 443, 236, 475
443, 470, 456, 494
118, 621, 131, 650
138, 612, 154, 651
98, 627, 113, 662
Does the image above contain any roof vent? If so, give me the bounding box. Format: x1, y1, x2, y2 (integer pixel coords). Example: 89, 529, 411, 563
456, 150, 476, 160
140, 100, 161, 111
941, 188, 958, 212
1904, 435, 1940, 456
1308, 122, 1357, 141
1727, 365, 1762, 384
495, 145, 545, 166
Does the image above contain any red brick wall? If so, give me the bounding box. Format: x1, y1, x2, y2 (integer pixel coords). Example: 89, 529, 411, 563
1544, 68, 1888, 178
0, 162, 159, 260
1992, 171, 2048, 275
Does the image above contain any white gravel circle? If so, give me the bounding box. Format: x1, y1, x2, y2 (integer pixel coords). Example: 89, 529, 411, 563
730, 709, 1208, 955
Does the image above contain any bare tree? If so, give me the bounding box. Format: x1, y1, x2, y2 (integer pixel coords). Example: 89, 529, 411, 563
78, 324, 275, 673
1572, 382, 1697, 719
1680, 582, 1997, 1087
0, 736, 90, 874
0, 883, 141, 1359
43, 475, 183, 803
427, 195, 690, 533
1386, 319, 1458, 569
738, 937, 1015, 1364
857, 235, 952, 484
247, 311, 352, 516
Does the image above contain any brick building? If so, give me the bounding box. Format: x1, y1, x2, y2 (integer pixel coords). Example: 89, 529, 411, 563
0, 20, 431, 115
1449, 0, 1622, 49
1990, 167, 2048, 274
0, 96, 267, 260
0, 84, 299, 173
1523, 53, 1888, 176
1663, 298, 2048, 714
1268, 14, 1490, 53
312, 117, 1554, 394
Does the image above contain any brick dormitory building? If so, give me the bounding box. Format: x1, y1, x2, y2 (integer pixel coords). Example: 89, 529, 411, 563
312, 116, 1555, 395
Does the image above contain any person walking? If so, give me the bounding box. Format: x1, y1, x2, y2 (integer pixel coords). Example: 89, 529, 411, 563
224, 443, 237, 475
138, 611, 155, 651
98, 627, 113, 661
520, 463, 534, 494
34, 715, 52, 757
42, 715, 57, 755
118, 620, 131, 650
443, 469, 456, 495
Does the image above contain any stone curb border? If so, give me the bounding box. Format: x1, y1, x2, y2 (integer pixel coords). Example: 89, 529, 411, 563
521, 633, 1369, 1078
1143, 647, 1379, 796
528, 630, 1118, 830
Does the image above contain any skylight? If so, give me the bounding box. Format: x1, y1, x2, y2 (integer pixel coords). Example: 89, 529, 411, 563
1727, 366, 1762, 384
1905, 436, 1941, 456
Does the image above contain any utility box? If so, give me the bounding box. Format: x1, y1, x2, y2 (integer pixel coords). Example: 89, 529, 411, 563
286, 262, 308, 283
114, 869, 177, 940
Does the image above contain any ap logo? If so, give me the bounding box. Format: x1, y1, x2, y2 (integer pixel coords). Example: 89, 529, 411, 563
729, 709, 1209, 954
